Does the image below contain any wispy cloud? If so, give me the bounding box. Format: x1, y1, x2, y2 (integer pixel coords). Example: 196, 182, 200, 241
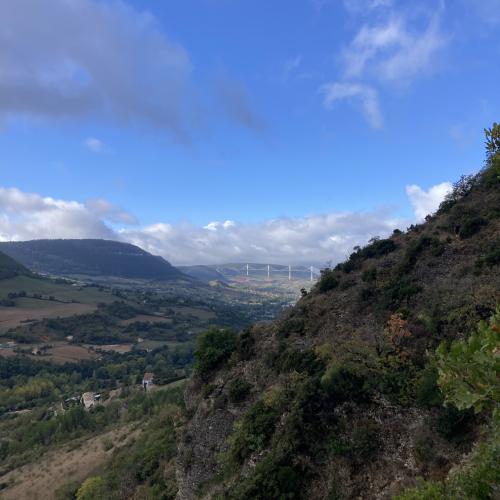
321, 82, 383, 128
283, 55, 303, 82
84, 137, 104, 153
343, 14, 445, 83
320, 2, 447, 128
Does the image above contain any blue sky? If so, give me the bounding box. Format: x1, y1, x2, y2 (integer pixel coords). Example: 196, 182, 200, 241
0, 0, 499, 264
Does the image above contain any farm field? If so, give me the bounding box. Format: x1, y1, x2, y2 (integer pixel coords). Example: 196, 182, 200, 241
0, 301, 95, 333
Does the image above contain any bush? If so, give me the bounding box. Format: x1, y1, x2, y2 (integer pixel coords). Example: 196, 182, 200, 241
336, 238, 397, 274
236, 328, 255, 361
317, 269, 339, 292
277, 349, 324, 376
458, 216, 488, 239
415, 367, 443, 408
194, 328, 238, 379
228, 377, 252, 403
230, 400, 281, 463
322, 363, 370, 403
228, 453, 303, 499
435, 308, 500, 414
361, 268, 377, 283
276, 316, 305, 338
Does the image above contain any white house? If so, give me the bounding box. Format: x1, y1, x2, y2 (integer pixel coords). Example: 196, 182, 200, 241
142, 372, 154, 391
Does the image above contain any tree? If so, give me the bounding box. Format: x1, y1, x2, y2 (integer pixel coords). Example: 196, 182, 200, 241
76, 476, 107, 500
194, 328, 237, 378
484, 122, 500, 162
435, 308, 500, 415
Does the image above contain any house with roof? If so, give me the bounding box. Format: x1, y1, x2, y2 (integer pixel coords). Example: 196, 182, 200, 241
142, 372, 154, 391
81, 392, 96, 410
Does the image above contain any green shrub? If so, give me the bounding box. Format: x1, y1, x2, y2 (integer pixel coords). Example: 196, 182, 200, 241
383, 278, 422, 308
236, 328, 255, 360
361, 268, 377, 283
230, 400, 281, 463
318, 269, 339, 292
228, 453, 304, 499
194, 328, 237, 379
476, 242, 500, 270
278, 349, 324, 376
276, 316, 305, 338
336, 238, 397, 274
322, 363, 370, 403
228, 377, 252, 403
415, 366, 443, 408
435, 308, 500, 414
458, 216, 488, 239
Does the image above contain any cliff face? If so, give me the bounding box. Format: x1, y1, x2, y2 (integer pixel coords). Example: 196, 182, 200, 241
176, 160, 500, 499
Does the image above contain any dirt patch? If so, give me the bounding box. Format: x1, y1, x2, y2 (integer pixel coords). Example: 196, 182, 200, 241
0, 425, 140, 500
42, 344, 100, 364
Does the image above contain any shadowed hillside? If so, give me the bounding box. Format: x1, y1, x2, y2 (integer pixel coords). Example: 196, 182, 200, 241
0, 239, 187, 281
0, 251, 31, 280
176, 125, 500, 499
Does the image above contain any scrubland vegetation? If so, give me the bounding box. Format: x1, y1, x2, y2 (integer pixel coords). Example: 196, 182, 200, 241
178, 124, 500, 499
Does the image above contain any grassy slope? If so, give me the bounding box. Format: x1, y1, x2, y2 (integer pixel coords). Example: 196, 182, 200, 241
0, 251, 30, 280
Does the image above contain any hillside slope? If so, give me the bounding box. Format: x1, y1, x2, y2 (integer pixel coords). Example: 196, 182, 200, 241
177, 132, 500, 499
0, 239, 187, 281
0, 250, 31, 280
179, 265, 228, 284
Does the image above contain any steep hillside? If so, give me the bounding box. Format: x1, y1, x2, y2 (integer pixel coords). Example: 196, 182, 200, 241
177, 129, 500, 499
0, 239, 187, 281
0, 250, 31, 280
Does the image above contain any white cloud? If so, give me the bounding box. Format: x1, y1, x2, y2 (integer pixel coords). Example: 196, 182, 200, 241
0, 185, 417, 266
0, 187, 136, 241
84, 137, 104, 153
406, 182, 452, 221
122, 211, 401, 266
321, 82, 383, 128
2, 184, 451, 266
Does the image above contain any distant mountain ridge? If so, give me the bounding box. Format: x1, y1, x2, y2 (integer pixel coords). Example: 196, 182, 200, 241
178, 265, 228, 283
0, 239, 186, 281
0, 250, 31, 280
